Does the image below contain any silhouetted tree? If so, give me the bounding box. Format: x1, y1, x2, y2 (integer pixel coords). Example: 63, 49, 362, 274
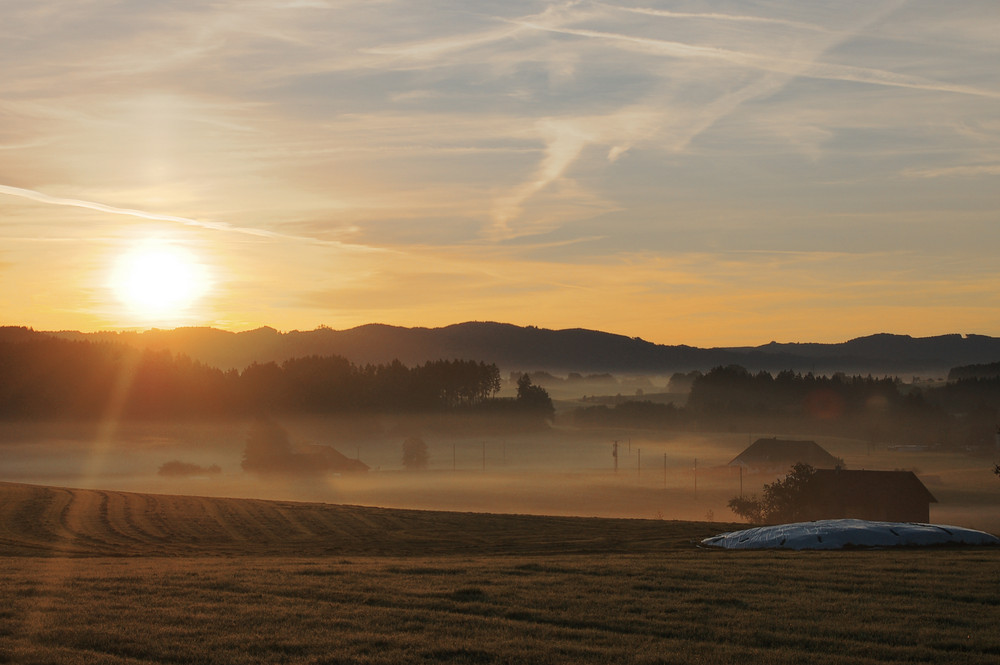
727, 463, 818, 524
667, 370, 702, 393
401, 436, 429, 470
516, 374, 554, 420
726, 495, 765, 524
242, 418, 297, 473
281, 354, 355, 411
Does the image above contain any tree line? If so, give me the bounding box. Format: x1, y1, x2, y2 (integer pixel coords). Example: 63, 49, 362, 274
573, 364, 1000, 450
0, 335, 553, 420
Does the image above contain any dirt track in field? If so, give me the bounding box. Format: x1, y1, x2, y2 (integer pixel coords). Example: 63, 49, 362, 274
0, 481, 732, 557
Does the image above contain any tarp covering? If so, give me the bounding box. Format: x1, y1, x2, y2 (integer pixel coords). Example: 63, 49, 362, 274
701, 519, 1000, 550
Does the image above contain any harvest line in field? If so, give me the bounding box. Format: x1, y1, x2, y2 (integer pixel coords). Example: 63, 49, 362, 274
0, 482, 729, 557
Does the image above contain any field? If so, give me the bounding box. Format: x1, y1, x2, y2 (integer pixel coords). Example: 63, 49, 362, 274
3, 418, 999, 532
1, 481, 999, 664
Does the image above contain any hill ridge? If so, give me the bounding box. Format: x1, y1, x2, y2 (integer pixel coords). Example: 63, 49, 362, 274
7, 322, 999, 375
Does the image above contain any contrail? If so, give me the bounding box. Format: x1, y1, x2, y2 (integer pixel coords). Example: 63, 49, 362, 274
0, 184, 274, 237
364, 24, 521, 58
513, 21, 1000, 101
599, 4, 831, 33
0, 183, 343, 246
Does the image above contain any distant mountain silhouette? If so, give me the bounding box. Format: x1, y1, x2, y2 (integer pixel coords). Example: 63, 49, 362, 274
724, 333, 1000, 375
11, 323, 999, 376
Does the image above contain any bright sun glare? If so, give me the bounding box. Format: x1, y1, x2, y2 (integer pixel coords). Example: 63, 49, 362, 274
111, 240, 209, 321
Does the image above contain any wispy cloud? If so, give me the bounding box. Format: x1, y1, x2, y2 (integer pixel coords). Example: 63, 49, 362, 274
480, 2, 910, 236
0, 184, 377, 250
600, 3, 832, 32
489, 108, 658, 238
512, 16, 1000, 101
2, 1, 998, 340
904, 164, 1000, 178
0, 184, 270, 236
363, 24, 523, 60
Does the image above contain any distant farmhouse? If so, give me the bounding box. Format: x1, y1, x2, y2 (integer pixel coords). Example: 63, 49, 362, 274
729, 438, 843, 472
299, 444, 370, 474
242, 418, 370, 475
808, 469, 937, 523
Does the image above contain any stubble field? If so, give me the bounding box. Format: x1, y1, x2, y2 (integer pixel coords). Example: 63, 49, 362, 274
1, 481, 998, 664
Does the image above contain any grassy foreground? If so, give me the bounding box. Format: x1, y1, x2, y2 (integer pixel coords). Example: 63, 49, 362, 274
1, 482, 998, 664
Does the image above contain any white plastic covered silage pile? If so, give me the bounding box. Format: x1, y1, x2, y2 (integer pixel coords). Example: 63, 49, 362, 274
701, 519, 1000, 550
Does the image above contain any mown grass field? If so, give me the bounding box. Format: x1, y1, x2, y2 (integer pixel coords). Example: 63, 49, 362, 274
1, 481, 998, 664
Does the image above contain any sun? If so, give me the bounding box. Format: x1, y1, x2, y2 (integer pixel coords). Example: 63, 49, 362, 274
110, 239, 210, 321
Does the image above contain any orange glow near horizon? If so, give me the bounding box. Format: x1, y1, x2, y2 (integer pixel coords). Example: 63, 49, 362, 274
2, 227, 997, 348
0, 3, 998, 347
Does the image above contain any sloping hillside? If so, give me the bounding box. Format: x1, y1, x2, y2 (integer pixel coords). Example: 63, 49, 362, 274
0, 482, 726, 557
35, 322, 1000, 374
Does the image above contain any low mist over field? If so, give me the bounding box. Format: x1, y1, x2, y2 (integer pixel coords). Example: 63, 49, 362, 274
3, 327, 999, 531
3, 414, 998, 533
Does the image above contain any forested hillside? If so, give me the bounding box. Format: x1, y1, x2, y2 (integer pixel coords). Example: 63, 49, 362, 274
3, 330, 998, 450
573, 365, 1000, 450
32, 323, 1000, 375
0, 334, 554, 421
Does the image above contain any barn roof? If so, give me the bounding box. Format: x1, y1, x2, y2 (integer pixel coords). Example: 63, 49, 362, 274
812, 469, 937, 504
729, 438, 842, 469
301, 443, 370, 473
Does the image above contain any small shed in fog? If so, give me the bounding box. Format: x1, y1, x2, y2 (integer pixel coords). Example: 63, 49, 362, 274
729, 438, 842, 472
301, 444, 370, 473
808, 469, 937, 523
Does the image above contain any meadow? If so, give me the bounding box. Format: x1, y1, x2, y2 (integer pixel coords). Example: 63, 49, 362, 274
2, 417, 998, 532
1, 482, 998, 664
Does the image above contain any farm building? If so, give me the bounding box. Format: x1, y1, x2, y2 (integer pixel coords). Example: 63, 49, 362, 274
807, 469, 937, 523
729, 437, 843, 471
242, 418, 369, 475
300, 444, 370, 474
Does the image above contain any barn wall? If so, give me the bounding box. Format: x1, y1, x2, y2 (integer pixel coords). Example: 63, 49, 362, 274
809, 493, 929, 523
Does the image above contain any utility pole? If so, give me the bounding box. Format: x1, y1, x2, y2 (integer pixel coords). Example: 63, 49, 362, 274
612, 441, 618, 473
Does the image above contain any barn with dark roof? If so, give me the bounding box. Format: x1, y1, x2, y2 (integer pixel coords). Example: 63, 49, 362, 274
729, 438, 843, 471
807, 469, 937, 523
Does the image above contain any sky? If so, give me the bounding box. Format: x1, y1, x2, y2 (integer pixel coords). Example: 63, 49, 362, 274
1, 0, 998, 346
